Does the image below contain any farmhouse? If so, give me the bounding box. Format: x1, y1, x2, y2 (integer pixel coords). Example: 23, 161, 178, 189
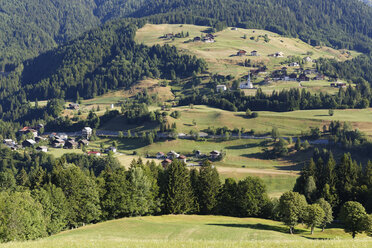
156, 152, 165, 159
210, 150, 221, 160
216, 85, 227, 92
82, 127, 93, 139
36, 146, 48, 153
22, 139, 36, 148
303, 56, 312, 63
178, 155, 187, 163
3, 139, 16, 146
231, 27, 238, 31
315, 74, 325, 80
167, 151, 179, 159
237, 50, 247, 56
289, 62, 299, 67
164, 33, 174, 39
64, 140, 78, 149
195, 150, 202, 157
299, 74, 310, 82
331, 82, 347, 88
35, 136, 47, 142
203, 37, 215, 43
250, 50, 258, 56
269, 52, 284, 57
18, 127, 38, 138
161, 159, 172, 169
52, 139, 65, 148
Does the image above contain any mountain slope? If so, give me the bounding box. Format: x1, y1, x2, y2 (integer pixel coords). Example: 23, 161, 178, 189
1, 0, 372, 63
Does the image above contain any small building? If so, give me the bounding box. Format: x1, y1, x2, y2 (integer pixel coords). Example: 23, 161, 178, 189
64, 140, 78, 149
289, 62, 300, 67
331, 82, 347, 88
250, 50, 258, 56
87, 151, 101, 156
195, 150, 202, 158
178, 155, 187, 163
22, 139, 36, 148
36, 146, 48, 153
18, 127, 38, 138
299, 74, 310, 82
237, 50, 247, 56
79, 139, 89, 147
216, 85, 227, 92
161, 159, 172, 169
193, 36, 201, 42
210, 150, 221, 160
82, 127, 93, 139
156, 152, 165, 159
3, 139, 16, 146
203, 37, 215, 43
231, 27, 238, 31
105, 147, 117, 153
68, 103, 80, 110
315, 74, 325, 80
164, 33, 174, 39
52, 139, 65, 148
167, 151, 179, 159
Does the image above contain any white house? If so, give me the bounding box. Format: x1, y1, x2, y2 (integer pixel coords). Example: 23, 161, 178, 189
167, 151, 180, 159
289, 62, 300, 67
216, 85, 227, 92
304, 57, 312, 63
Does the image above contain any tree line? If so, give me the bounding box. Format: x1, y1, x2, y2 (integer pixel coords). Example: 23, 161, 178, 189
0, 147, 370, 242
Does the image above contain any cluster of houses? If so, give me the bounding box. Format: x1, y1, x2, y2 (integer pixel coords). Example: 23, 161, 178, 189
236, 50, 259, 57
193, 33, 216, 43
157, 150, 221, 168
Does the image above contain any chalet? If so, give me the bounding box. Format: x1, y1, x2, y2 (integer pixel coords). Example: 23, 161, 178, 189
161, 159, 172, 169
52, 139, 65, 148
216, 85, 227, 92
36, 146, 48, 153
18, 127, 38, 138
269, 52, 284, 57
79, 139, 89, 147
87, 151, 101, 157
22, 139, 36, 148
178, 155, 187, 163
105, 147, 117, 153
289, 73, 298, 81
82, 127, 93, 139
203, 37, 215, 43
210, 150, 221, 160
64, 140, 78, 149
68, 103, 79, 110
167, 151, 179, 159
231, 27, 238, 31
206, 33, 215, 39
237, 50, 247, 56
156, 152, 165, 159
193, 37, 201, 42
250, 50, 258, 56
289, 62, 299, 67
37, 123, 44, 130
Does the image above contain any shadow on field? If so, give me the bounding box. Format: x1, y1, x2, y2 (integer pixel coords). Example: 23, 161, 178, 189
207, 223, 306, 234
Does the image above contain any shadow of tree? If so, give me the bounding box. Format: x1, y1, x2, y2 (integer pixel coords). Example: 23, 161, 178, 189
206, 223, 307, 235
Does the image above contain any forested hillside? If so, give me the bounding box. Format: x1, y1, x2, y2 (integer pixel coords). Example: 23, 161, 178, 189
0, 20, 206, 123
1, 0, 372, 64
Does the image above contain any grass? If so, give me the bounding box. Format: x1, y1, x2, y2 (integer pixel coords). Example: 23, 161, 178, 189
136, 24, 360, 78
1, 215, 370, 248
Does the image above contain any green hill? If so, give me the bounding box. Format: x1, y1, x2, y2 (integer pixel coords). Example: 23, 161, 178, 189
2, 215, 370, 248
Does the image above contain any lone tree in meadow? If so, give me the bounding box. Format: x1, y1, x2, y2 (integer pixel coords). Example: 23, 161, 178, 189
303, 204, 325, 234
339, 201, 369, 238
279, 191, 308, 234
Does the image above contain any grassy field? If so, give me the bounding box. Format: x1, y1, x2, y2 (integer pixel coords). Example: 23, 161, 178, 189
2, 215, 370, 248
136, 24, 359, 77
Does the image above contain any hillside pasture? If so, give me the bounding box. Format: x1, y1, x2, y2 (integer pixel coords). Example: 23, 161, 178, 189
1, 215, 370, 248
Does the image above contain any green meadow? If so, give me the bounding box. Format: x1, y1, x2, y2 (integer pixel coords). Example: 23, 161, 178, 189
1, 215, 370, 248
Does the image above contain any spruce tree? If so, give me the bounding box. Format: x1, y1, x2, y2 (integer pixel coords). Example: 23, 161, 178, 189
197, 161, 221, 214
163, 160, 195, 214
